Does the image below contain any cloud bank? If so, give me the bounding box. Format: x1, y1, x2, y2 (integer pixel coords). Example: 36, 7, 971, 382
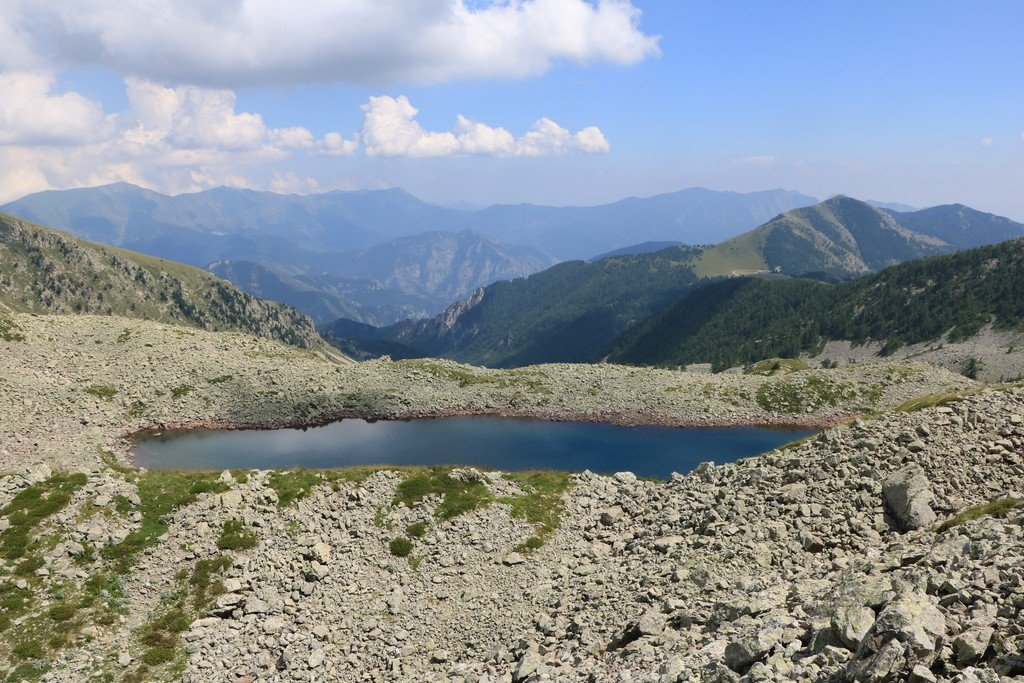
0, 77, 609, 202
0, 0, 659, 87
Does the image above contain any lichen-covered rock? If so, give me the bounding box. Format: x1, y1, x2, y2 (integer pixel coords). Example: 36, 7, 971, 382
883, 465, 938, 531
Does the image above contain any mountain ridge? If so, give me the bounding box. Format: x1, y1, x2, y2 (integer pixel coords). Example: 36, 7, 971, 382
326, 196, 1024, 367
0, 212, 343, 357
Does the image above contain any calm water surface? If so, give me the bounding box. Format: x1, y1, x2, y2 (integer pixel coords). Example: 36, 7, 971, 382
132, 416, 813, 480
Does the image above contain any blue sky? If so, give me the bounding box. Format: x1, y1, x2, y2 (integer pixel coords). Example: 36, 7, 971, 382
2, 1, 1023, 218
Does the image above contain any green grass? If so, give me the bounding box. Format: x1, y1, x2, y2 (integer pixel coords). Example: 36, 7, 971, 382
500, 471, 573, 551
895, 392, 971, 413
170, 384, 193, 399
754, 375, 865, 414
0, 473, 87, 565
393, 468, 494, 521
101, 471, 228, 574
389, 537, 413, 557
745, 358, 811, 376
128, 553, 231, 681
267, 467, 379, 507
84, 384, 118, 401
0, 313, 25, 342
0, 582, 33, 633
217, 520, 258, 551
405, 522, 427, 539
937, 498, 1021, 532
777, 433, 817, 451
206, 375, 234, 385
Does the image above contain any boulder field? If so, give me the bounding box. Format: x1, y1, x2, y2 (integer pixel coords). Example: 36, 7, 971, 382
0, 313, 1021, 682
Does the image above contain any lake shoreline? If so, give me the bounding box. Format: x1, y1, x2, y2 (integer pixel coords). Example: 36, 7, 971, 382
125, 408, 821, 475
128, 404, 844, 438
121, 406, 838, 470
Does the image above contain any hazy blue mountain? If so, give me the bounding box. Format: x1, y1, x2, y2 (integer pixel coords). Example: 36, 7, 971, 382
885, 204, 1024, 250
1, 183, 823, 322
326, 230, 555, 308
468, 187, 819, 259
868, 199, 920, 212
2, 183, 818, 264
321, 247, 706, 367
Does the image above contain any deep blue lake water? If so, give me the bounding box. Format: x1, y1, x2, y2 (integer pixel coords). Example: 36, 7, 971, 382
132, 416, 813, 480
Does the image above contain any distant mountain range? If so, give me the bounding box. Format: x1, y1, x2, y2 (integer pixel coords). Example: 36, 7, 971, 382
2, 183, 818, 323
330, 196, 1024, 366
0, 212, 336, 355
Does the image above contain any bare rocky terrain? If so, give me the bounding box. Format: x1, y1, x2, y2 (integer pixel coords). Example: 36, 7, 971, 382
807, 326, 1024, 385
1, 312, 1022, 682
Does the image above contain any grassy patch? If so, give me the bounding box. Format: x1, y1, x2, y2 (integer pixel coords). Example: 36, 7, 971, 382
0, 582, 33, 633
217, 519, 258, 551
170, 384, 194, 399
101, 471, 228, 574
268, 467, 378, 507
206, 375, 234, 385
394, 468, 493, 521
127, 554, 231, 681
500, 471, 573, 551
405, 521, 427, 539
116, 328, 133, 344
755, 376, 865, 414
778, 433, 817, 451
0, 473, 87, 565
84, 384, 117, 401
937, 498, 1021, 532
0, 313, 25, 342
745, 358, 810, 376
389, 537, 413, 557
895, 392, 970, 413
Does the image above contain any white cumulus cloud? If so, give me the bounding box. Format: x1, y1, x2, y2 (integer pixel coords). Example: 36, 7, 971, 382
0, 0, 659, 87
0, 72, 113, 146
361, 96, 460, 158
360, 96, 609, 158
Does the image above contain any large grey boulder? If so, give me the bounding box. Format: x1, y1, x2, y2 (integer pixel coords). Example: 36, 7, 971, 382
882, 465, 937, 532
846, 589, 946, 681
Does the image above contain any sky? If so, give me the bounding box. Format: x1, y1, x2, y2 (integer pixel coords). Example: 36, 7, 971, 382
1, 1, 1022, 219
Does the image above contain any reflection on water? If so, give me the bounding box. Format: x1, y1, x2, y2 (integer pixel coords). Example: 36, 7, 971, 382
132, 416, 815, 480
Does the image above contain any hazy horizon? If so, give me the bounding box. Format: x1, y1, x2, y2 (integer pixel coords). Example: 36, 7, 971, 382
2, 2, 1022, 220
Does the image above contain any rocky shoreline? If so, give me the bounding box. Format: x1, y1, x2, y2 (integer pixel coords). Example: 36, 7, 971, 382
2, 312, 1022, 682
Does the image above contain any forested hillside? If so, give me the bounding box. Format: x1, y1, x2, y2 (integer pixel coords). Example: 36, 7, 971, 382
322, 246, 706, 366
610, 238, 1024, 369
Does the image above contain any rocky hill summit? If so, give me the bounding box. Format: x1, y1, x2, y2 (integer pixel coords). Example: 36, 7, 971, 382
1, 313, 1021, 682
